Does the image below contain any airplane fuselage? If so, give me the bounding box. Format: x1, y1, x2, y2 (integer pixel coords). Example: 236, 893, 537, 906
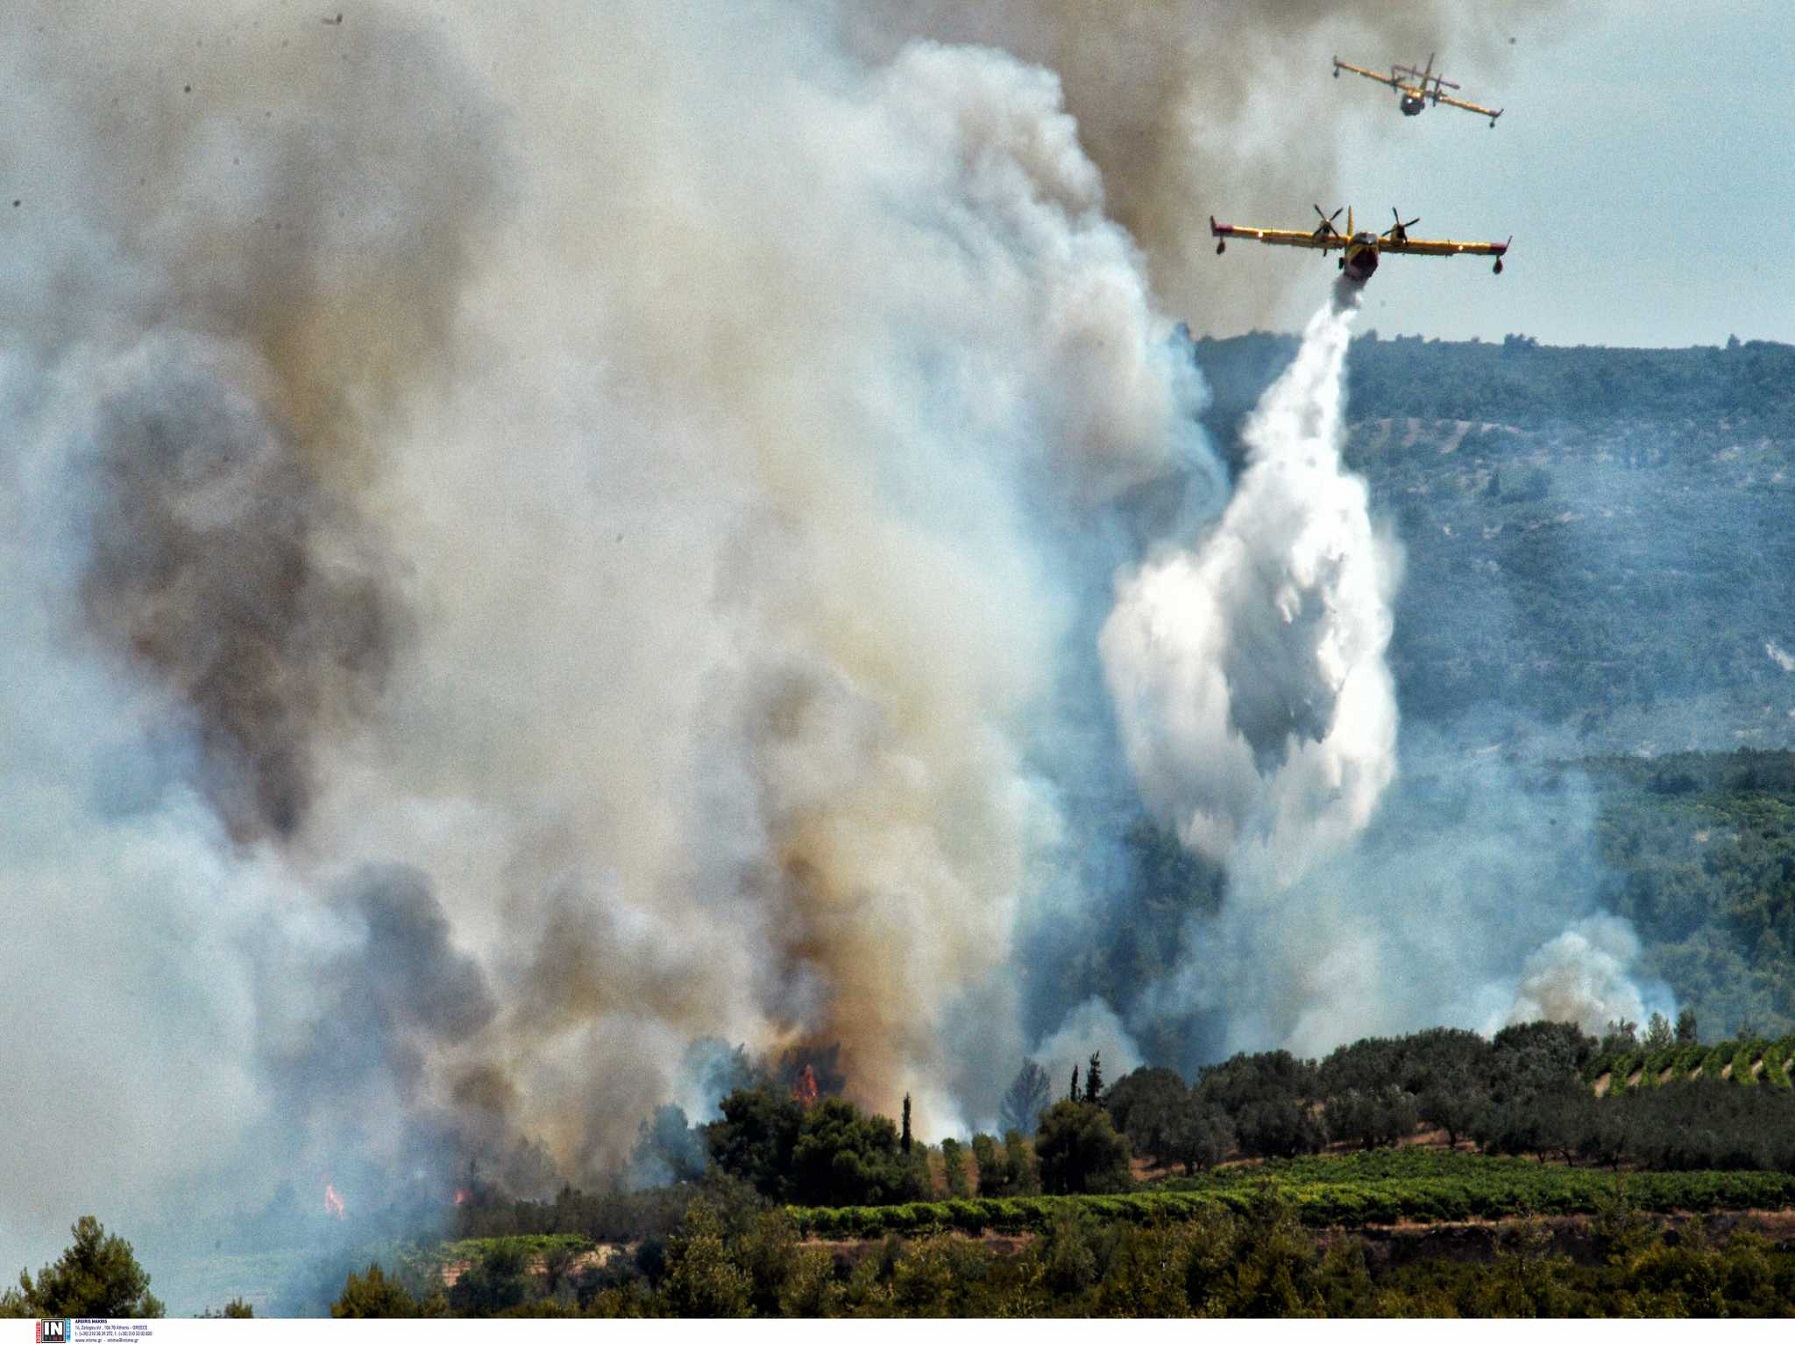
1399, 92, 1427, 115
1342, 232, 1381, 283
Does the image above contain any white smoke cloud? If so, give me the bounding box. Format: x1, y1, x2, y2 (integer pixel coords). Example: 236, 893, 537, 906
1029, 996, 1144, 1103
1501, 916, 1663, 1036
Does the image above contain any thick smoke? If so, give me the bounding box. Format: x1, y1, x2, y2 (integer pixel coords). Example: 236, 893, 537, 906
6, 2, 502, 845
1505, 916, 1660, 1036
1029, 997, 1145, 1094
78, 335, 397, 841
0, 0, 1216, 1268
258, 863, 498, 1171
0, 1, 519, 1264
325, 12, 1217, 1154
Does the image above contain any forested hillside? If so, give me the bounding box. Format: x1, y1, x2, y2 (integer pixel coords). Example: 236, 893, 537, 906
329, 1021, 1795, 1317
1194, 333, 1795, 749
1180, 333, 1795, 1041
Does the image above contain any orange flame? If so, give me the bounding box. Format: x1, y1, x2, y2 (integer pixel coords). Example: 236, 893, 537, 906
324, 1182, 346, 1219
792, 1064, 819, 1110
453, 1188, 469, 1206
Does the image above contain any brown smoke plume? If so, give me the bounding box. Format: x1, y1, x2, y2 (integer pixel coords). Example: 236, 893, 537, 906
16, 3, 505, 840
315, 11, 1201, 1149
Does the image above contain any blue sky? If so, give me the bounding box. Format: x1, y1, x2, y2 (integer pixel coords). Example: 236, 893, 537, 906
1253, 1, 1795, 348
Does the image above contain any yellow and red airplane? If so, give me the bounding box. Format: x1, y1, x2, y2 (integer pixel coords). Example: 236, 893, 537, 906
1332, 54, 1503, 127
1209, 206, 1510, 284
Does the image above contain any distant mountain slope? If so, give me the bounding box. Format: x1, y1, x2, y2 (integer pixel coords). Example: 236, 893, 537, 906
1199, 332, 1795, 437
1193, 333, 1795, 753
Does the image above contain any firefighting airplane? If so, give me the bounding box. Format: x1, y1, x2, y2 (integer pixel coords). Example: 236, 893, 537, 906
1209, 206, 1510, 284
1332, 54, 1503, 126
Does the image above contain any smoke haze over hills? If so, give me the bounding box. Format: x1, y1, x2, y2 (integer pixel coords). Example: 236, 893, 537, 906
0, 0, 1663, 1283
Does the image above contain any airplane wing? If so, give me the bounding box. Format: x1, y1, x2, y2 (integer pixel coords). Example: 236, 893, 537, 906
1392, 65, 1459, 93
1435, 92, 1502, 121
1211, 219, 1339, 251
1380, 234, 1509, 259
1332, 57, 1400, 91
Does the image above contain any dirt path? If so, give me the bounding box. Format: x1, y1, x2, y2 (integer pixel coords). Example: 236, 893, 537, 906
440, 1243, 632, 1288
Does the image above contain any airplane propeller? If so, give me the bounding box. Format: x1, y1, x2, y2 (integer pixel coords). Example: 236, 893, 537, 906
1385, 208, 1419, 244
1312, 204, 1345, 239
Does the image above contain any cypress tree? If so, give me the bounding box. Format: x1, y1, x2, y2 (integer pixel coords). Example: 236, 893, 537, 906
1085, 1051, 1104, 1104
1069, 1064, 1081, 1103
901, 1093, 913, 1154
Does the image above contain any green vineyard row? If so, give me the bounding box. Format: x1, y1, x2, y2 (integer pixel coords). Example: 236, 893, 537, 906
1585, 1037, 1795, 1092
788, 1151, 1795, 1239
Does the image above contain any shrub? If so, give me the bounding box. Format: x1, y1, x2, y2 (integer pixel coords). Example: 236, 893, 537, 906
1731, 1042, 1759, 1088
1034, 1102, 1133, 1196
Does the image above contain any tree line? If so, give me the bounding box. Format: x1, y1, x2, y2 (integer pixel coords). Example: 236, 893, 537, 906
338, 1180, 1795, 1318
444, 1012, 1795, 1253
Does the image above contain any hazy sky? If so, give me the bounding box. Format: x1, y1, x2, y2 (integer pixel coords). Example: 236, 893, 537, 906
1226, 0, 1794, 349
